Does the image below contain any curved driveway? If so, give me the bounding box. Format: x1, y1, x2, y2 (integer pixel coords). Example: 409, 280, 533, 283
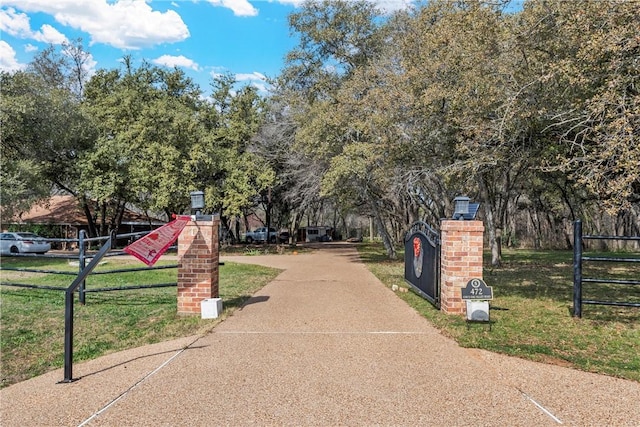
2, 243, 639, 426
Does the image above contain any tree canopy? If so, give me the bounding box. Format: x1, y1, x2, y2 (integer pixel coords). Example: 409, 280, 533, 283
275, 0, 639, 260
1, 0, 637, 254
1, 52, 272, 238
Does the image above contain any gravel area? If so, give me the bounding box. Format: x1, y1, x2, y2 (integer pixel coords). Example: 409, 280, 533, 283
1, 243, 638, 426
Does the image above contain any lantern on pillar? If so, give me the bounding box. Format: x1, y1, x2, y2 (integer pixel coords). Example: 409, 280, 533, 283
453, 196, 470, 220
190, 191, 204, 217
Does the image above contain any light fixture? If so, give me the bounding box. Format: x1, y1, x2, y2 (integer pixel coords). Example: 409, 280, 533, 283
190, 191, 204, 216
453, 196, 470, 220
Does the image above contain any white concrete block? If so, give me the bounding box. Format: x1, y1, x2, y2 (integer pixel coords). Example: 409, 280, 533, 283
466, 300, 490, 322
201, 298, 223, 319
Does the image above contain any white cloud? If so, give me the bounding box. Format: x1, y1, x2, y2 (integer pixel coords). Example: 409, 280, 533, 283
0, 7, 32, 37
153, 54, 200, 71
0, 6, 94, 74
236, 71, 269, 93
1, 0, 190, 49
80, 52, 98, 78
272, 0, 305, 6
207, 0, 258, 17
0, 40, 26, 72
236, 71, 266, 82
207, 69, 270, 93
209, 66, 228, 81
372, 0, 415, 14
249, 80, 269, 93
0, 6, 68, 44
32, 23, 69, 44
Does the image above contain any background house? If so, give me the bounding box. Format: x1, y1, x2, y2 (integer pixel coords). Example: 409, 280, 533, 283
1, 195, 166, 249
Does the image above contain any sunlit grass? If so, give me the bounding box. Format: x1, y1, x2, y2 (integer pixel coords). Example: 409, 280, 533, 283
358, 243, 640, 382
0, 257, 280, 388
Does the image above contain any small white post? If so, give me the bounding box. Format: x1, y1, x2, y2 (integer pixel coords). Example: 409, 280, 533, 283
201, 298, 223, 319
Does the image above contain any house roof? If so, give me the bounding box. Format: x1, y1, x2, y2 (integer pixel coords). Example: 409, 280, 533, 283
6, 195, 166, 226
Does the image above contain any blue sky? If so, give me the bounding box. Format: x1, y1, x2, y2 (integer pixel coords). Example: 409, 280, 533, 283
1, 1, 524, 95
1, 0, 308, 94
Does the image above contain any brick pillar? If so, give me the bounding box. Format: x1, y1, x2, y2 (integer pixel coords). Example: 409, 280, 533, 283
440, 220, 484, 315
177, 217, 220, 316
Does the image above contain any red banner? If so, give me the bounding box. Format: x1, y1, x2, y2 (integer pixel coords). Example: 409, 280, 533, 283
124, 215, 191, 266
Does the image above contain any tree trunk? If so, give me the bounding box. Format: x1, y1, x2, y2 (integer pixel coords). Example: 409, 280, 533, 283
369, 216, 374, 242
243, 212, 250, 234
478, 175, 501, 266
115, 200, 126, 232
290, 210, 298, 245
99, 201, 108, 237
235, 217, 241, 244
484, 206, 500, 266
265, 201, 272, 244
370, 198, 396, 259
80, 196, 98, 237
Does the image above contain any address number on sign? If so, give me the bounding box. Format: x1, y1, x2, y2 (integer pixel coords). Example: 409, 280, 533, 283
461, 278, 493, 300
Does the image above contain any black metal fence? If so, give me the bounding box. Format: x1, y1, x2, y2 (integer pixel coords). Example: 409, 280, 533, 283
1, 230, 178, 382
572, 220, 640, 318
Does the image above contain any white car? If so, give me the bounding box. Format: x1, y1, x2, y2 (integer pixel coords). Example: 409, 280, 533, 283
0, 232, 51, 255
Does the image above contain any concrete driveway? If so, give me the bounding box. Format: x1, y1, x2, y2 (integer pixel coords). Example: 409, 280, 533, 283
1, 243, 639, 426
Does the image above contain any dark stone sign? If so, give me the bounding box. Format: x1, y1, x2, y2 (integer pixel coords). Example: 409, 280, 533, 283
404, 222, 440, 307
461, 278, 493, 300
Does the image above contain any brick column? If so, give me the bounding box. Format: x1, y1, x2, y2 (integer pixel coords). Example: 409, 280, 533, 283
440, 220, 484, 315
177, 217, 220, 316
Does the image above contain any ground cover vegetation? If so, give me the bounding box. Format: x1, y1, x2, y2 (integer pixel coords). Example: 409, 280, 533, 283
0, 257, 280, 388
1, 0, 638, 257
358, 243, 640, 382
2, 244, 636, 388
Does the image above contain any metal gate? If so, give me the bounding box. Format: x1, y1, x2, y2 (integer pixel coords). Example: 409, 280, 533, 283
572, 219, 640, 318
404, 221, 441, 308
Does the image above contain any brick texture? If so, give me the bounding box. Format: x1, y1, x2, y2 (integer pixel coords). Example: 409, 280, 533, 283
177, 218, 220, 316
440, 220, 484, 315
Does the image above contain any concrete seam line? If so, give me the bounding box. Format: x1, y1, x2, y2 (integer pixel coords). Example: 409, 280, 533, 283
76, 336, 202, 427
519, 389, 563, 424
215, 331, 431, 334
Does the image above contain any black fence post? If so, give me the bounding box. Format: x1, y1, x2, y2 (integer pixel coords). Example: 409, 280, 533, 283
573, 220, 583, 318
60, 233, 115, 383
62, 290, 75, 382
78, 230, 86, 305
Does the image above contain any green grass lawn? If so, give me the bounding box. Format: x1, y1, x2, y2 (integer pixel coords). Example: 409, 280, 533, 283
0, 256, 280, 388
2, 244, 638, 388
358, 244, 640, 382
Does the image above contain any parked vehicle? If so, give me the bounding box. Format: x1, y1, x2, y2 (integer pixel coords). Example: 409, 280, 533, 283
244, 227, 278, 244
278, 230, 290, 244
303, 226, 333, 242
0, 232, 51, 254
